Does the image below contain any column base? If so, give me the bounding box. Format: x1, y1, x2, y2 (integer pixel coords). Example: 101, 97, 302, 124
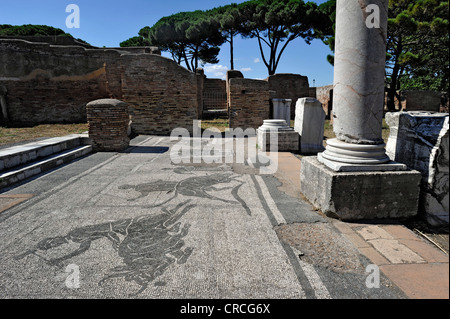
319, 138, 407, 172
317, 153, 407, 172
300, 156, 422, 220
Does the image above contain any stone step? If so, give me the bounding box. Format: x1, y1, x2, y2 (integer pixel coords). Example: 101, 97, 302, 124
0, 134, 90, 172
0, 144, 92, 189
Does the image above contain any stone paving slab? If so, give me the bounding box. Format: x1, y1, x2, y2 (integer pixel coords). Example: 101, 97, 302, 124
333, 220, 449, 299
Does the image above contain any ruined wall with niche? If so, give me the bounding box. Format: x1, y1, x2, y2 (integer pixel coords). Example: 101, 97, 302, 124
0, 39, 200, 134
0, 39, 121, 124
202, 78, 227, 111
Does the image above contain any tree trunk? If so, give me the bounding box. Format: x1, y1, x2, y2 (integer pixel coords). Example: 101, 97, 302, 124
387, 43, 402, 112
387, 63, 399, 111
230, 32, 234, 70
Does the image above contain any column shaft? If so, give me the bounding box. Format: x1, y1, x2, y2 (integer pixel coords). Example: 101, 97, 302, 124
332, 0, 388, 145
317, 0, 407, 171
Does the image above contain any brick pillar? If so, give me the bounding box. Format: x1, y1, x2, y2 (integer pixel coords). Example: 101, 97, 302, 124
86, 99, 130, 152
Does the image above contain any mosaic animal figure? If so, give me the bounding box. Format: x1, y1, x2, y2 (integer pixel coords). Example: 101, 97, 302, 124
119, 173, 251, 215
15, 201, 195, 296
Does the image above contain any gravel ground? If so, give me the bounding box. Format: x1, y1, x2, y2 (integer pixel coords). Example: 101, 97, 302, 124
275, 222, 365, 274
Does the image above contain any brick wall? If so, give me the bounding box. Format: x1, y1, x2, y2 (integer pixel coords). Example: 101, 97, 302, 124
0, 39, 200, 134
228, 78, 270, 130
0, 39, 123, 125
314, 85, 334, 118
121, 54, 199, 135
86, 99, 130, 152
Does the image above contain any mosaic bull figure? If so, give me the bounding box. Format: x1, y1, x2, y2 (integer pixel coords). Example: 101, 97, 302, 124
15, 201, 195, 296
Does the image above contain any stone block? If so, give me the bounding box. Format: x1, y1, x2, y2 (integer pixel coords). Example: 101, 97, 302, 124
386, 111, 449, 226
294, 98, 325, 154
300, 156, 421, 221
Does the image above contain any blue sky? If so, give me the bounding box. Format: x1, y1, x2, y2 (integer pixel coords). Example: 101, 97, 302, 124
0, 0, 334, 86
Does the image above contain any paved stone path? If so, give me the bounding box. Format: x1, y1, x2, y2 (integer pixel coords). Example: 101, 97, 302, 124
0, 136, 447, 299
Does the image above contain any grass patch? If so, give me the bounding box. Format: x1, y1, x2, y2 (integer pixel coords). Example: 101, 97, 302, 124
0, 118, 389, 149
200, 118, 390, 144
200, 119, 229, 133
0, 123, 88, 147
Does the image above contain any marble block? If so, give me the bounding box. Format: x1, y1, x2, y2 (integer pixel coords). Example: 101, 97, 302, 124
386, 111, 449, 226
294, 98, 325, 154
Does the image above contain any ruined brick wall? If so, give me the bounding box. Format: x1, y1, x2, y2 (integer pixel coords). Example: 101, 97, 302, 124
0, 39, 123, 125
228, 78, 270, 130
0, 39, 200, 134
267, 74, 310, 120
314, 85, 334, 118
308, 87, 317, 99
121, 54, 199, 135
384, 91, 447, 113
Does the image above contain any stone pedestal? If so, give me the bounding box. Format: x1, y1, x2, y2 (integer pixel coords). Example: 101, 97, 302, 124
386, 111, 449, 226
87, 99, 130, 152
272, 98, 292, 126
301, 157, 421, 220
294, 98, 326, 154
257, 120, 299, 152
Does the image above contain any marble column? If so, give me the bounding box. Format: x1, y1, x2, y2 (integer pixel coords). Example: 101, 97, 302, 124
318, 0, 405, 172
